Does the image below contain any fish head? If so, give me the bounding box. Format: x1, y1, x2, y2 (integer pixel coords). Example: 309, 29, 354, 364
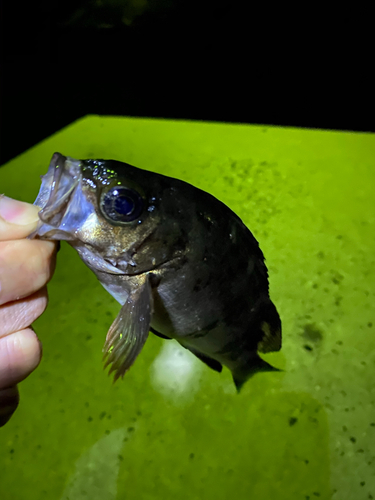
31, 152, 188, 277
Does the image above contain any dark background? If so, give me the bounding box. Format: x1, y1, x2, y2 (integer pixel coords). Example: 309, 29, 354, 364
0, 1, 373, 166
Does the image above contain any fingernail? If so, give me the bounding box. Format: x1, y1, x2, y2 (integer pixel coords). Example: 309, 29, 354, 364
0, 195, 39, 225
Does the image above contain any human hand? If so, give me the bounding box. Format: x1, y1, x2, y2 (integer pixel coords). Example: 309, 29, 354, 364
0, 195, 57, 426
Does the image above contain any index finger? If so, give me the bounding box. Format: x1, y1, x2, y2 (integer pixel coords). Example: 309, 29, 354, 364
0, 195, 40, 240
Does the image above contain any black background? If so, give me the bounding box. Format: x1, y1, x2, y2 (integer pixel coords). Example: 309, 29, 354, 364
0, 1, 373, 166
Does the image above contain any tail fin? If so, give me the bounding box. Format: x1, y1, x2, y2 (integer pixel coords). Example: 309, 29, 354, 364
232, 355, 282, 392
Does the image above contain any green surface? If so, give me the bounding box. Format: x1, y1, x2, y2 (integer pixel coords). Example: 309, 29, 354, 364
0, 116, 374, 500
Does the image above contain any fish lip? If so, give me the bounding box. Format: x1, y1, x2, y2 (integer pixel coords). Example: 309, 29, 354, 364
30, 153, 82, 241
71, 242, 171, 277
117, 255, 182, 277
71, 241, 128, 275
36, 152, 81, 223
100, 254, 171, 276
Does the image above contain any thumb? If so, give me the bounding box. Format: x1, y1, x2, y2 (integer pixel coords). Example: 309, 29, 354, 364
0, 195, 40, 240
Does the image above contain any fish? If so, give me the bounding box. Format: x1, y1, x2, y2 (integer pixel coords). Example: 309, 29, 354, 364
31, 152, 282, 391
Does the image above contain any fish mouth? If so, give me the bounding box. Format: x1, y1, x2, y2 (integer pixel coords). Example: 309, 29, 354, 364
31, 152, 81, 239
30, 152, 127, 276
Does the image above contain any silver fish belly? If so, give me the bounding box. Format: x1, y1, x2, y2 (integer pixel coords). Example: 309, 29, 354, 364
31, 152, 282, 390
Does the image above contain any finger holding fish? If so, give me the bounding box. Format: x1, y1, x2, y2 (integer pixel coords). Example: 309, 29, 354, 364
0, 196, 56, 426
0, 238, 56, 306
0, 195, 56, 306
0, 287, 48, 338
0, 195, 40, 240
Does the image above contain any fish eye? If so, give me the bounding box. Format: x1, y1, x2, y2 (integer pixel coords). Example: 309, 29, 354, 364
101, 186, 143, 223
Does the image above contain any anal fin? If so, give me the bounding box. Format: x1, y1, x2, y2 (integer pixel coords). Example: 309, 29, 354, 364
185, 346, 222, 373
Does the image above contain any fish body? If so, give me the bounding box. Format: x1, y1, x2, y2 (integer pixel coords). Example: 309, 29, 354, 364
32, 153, 281, 390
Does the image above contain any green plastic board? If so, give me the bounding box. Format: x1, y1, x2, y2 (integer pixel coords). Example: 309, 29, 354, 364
0, 116, 374, 500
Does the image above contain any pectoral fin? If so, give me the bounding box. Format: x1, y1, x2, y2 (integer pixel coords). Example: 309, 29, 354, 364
103, 274, 153, 382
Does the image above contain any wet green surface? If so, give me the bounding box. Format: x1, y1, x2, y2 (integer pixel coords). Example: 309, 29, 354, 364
0, 116, 374, 499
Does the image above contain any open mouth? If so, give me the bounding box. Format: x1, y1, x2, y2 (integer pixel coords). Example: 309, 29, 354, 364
34, 152, 81, 227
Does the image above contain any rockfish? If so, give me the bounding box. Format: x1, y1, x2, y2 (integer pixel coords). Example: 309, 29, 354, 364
31, 153, 282, 390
